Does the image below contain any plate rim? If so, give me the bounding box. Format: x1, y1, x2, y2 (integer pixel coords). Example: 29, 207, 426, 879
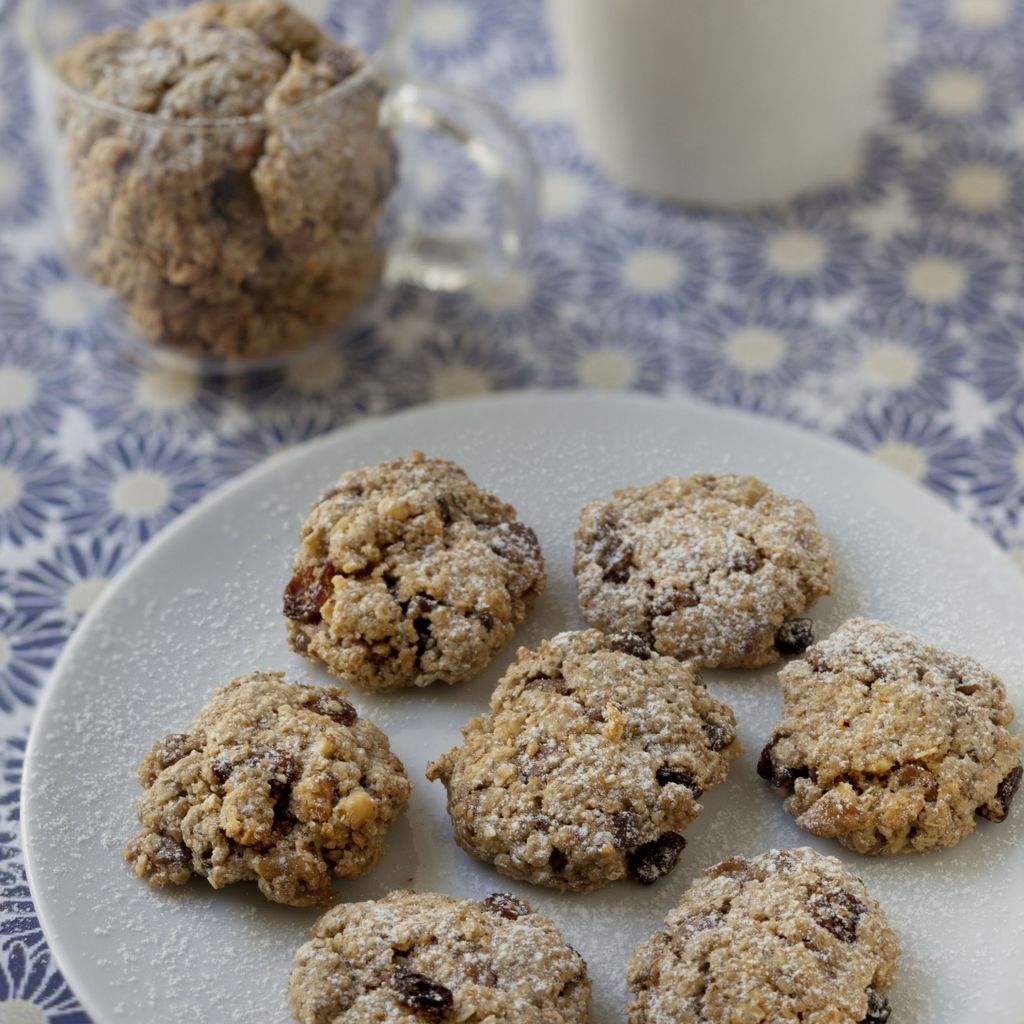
21, 388, 1024, 1023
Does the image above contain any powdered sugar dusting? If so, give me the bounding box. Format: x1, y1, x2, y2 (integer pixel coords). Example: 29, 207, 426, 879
426, 629, 739, 893
627, 847, 899, 1023
290, 890, 588, 1021
574, 472, 833, 669
22, 393, 1024, 1024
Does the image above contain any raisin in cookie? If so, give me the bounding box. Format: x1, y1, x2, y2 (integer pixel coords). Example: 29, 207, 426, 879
285, 452, 545, 691
426, 629, 739, 892
759, 618, 1022, 855
289, 889, 590, 1023
627, 848, 899, 1024
124, 671, 409, 906
574, 473, 833, 669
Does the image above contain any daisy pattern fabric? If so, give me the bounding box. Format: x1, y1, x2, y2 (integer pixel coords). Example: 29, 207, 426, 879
2, 0, 1024, 1017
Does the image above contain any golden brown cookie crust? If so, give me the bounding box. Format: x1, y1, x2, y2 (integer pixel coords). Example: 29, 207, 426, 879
289, 890, 590, 1023
626, 848, 900, 1024
427, 629, 739, 892
285, 452, 546, 692
759, 617, 1022, 855
124, 671, 409, 906
574, 472, 833, 668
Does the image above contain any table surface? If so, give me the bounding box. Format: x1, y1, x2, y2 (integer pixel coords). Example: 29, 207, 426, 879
2, 0, 1024, 1019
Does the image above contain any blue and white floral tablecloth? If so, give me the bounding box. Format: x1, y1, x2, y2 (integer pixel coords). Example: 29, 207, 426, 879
3, 0, 1024, 1018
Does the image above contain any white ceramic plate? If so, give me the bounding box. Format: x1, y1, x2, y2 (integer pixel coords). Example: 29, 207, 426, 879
23, 391, 1024, 1024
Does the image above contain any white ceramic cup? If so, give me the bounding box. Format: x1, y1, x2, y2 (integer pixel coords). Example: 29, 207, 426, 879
547, 0, 894, 207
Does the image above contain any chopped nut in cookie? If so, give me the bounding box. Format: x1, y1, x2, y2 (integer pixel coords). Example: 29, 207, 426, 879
426, 629, 739, 892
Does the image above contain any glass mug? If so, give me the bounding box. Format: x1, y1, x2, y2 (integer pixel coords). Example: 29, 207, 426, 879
24, 0, 537, 368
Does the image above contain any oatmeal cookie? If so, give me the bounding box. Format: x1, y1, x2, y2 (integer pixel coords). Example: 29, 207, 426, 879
289, 889, 590, 1023
574, 473, 833, 668
426, 629, 739, 892
56, 0, 395, 361
284, 452, 545, 692
123, 671, 409, 906
759, 618, 1022, 855
626, 847, 900, 1024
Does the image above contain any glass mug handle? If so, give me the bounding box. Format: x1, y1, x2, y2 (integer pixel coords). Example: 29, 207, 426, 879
380, 75, 538, 291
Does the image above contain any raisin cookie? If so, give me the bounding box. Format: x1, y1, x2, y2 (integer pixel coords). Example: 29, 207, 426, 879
627, 848, 900, 1024
284, 452, 546, 691
289, 889, 590, 1023
124, 671, 409, 906
426, 630, 739, 892
574, 473, 833, 668
759, 618, 1023, 855
56, 0, 394, 361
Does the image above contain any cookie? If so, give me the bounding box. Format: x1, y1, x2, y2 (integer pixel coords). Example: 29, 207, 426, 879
55, 0, 395, 361
626, 847, 900, 1024
285, 452, 545, 692
289, 889, 590, 1023
426, 629, 739, 892
123, 671, 409, 905
574, 473, 833, 668
759, 617, 1023, 855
